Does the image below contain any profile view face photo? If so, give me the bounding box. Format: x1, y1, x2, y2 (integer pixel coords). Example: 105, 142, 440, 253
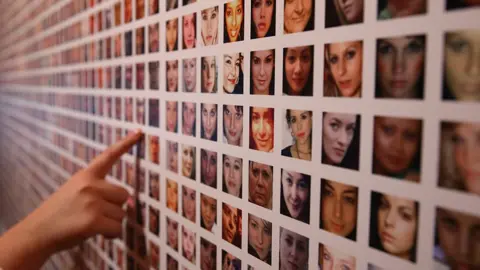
223, 154, 243, 198
248, 214, 272, 265
224, 0, 244, 43
223, 105, 244, 147
251, 0, 276, 39
201, 56, 217, 93
183, 57, 197, 93
201, 103, 218, 141
248, 161, 273, 210
249, 107, 274, 152
325, 0, 364, 28
223, 52, 244, 94
283, 45, 314, 96
222, 202, 242, 248
282, 109, 313, 161
280, 169, 311, 224
200, 6, 219, 46
201, 149, 217, 188
250, 49, 275, 95
283, 0, 315, 34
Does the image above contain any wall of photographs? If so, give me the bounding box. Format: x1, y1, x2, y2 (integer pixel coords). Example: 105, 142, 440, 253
0, 0, 479, 269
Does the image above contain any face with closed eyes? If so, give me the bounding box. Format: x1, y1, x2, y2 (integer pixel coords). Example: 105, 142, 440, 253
281, 170, 309, 219
201, 104, 217, 140
279, 228, 309, 270
252, 0, 274, 38
251, 50, 274, 95
326, 41, 363, 97
223, 155, 242, 197
321, 244, 356, 270
182, 145, 195, 178
322, 113, 357, 165
183, 58, 197, 92
225, 0, 244, 42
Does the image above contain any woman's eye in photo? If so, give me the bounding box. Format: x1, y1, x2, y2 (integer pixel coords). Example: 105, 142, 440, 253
328, 55, 338, 65
406, 40, 424, 53
448, 39, 469, 53
329, 122, 339, 131
344, 196, 355, 205
234, 164, 240, 171
346, 49, 356, 60
378, 43, 393, 55
287, 55, 297, 64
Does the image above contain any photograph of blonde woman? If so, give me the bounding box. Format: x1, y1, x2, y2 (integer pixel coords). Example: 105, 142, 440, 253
166, 101, 178, 133
282, 109, 312, 161
201, 56, 217, 93
182, 226, 196, 263
280, 169, 310, 223
279, 227, 309, 270
223, 105, 244, 147
250, 49, 275, 95
283, 45, 314, 96
378, 0, 426, 20
376, 35, 426, 99
201, 103, 218, 141
201, 149, 217, 188
181, 144, 196, 180
182, 185, 196, 224
167, 140, 179, 173
324, 40, 363, 97
224, 0, 244, 43
200, 193, 217, 233
325, 0, 364, 28
166, 0, 178, 11
318, 243, 356, 270
166, 18, 178, 52
369, 191, 419, 262
201, 6, 219, 46
322, 112, 360, 170
182, 102, 196, 137
439, 121, 480, 196
434, 207, 480, 270
223, 154, 243, 198
166, 60, 179, 92
320, 179, 358, 241
200, 238, 217, 270
167, 217, 179, 251
373, 116, 423, 182
222, 203, 242, 248
249, 107, 274, 152
443, 29, 480, 102
248, 214, 272, 265
149, 171, 160, 201
251, 0, 276, 39
183, 13, 196, 49
166, 178, 179, 212
223, 52, 244, 94
447, 0, 480, 10
284, 0, 314, 34
248, 161, 273, 209
183, 58, 197, 93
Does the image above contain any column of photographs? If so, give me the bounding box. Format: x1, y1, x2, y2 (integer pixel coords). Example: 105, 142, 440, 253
0, 0, 478, 270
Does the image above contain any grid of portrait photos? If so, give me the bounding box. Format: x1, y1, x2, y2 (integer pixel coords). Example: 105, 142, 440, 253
0, 0, 479, 270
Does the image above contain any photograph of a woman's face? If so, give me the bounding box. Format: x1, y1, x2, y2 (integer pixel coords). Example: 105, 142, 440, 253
369, 191, 418, 262
222, 250, 241, 270
149, 62, 159, 90
223, 154, 243, 198
201, 149, 217, 188
167, 217, 179, 250
325, 0, 364, 28
166, 101, 178, 133
224, 0, 244, 43
439, 121, 480, 196
181, 144, 196, 180
149, 206, 159, 235
283, 45, 314, 96
167, 254, 178, 270
201, 6, 219, 46
248, 161, 273, 209
373, 116, 423, 183
282, 109, 312, 161
249, 107, 274, 152
248, 214, 272, 265
166, 0, 178, 11
447, 0, 480, 10
223, 53, 244, 94
201, 103, 218, 141
222, 202, 242, 248
251, 0, 275, 39
318, 244, 356, 270
200, 193, 217, 233
284, 0, 314, 34
166, 178, 179, 212
320, 179, 358, 241
279, 227, 309, 270
200, 238, 216, 270
377, 0, 426, 20
149, 135, 159, 164
280, 169, 310, 224
167, 140, 179, 173
324, 40, 363, 98
149, 171, 160, 201
434, 207, 480, 270
250, 49, 275, 95
223, 105, 244, 146
182, 185, 196, 223
166, 60, 179, 92
166, 18, 178, 52
443, 29, 480, 102
199, 59, 217, 95
183, 13, 196, 49
322, 112, 361, 170
182, 102, 196, 136
149, 23, 159, 53
376, 35, 426, 99
182, 226, 196, 263
183, 58, 197, 93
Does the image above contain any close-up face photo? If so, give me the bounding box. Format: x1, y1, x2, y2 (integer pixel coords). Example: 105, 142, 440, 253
166, 101, 178, 133
166, 18, 179, 52
318, 244, 357, 270
201, 103, 218, 141
183, 13, 196, 49
149, 171, 160, 201
223, 105, 244, 146
182, 102, 196, 136
325, 0, 364, 28
166, 60, 179, 92
200, 238, 217, 270
324, 40, 363, 98
181, 144, 196, 180
250, 49, 275, 95
183, 58, 197, 93
373, 116, 423, 183
149, 62, 159, 90
167, 217, 179, 250
251, 0, 276, 39
443, 29, 480, 102
167, 140, 179, 173
149, 135, 159, 164
280, 169, 311, 224
249, 107, 274, 152
201, 6, 219, 46
283, 46, 314, 96
182, 226, 196, 263
222, 202, 242, 248
320, 179, 358, 240
222, 251, 241, 270
201, 56, 217, 93
376, 35, 426, 99
136, 27, 145, 55
248, 161, 273, 209
149, 23, 159, 53
200, 193, 217, 233
201, 149, 217, 188
223, 154, 243, 198
248, 214, 272, 264
377, 0, 427, 20
284, 0, 314, 34
322, 112, 360, 170
223, 53, 244, 94
279, 227, 309, 270
282, 109, 313, 161
166, 178, 179, 212
182, 186, 196, 223
149, 0, 158, 15
224, 0, 244, 43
